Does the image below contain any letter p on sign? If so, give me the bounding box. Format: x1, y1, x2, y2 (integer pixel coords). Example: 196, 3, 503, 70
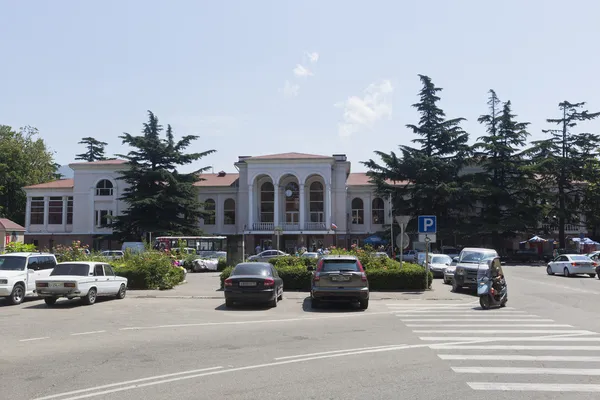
418, 215, 436, 233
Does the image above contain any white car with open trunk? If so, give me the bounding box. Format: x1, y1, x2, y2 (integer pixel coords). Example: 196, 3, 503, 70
35, 262, 127, 306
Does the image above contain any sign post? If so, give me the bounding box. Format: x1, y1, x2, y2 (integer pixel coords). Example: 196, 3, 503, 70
418, 216, 437, 290
395, 216, 412, 268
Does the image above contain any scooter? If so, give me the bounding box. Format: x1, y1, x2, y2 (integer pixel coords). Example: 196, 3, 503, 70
477, 261, 507, 310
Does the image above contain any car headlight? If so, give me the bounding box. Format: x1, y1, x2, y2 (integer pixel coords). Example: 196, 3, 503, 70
0, 279, 7, 285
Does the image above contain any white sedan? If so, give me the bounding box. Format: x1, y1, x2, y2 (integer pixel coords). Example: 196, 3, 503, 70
36, 262, 127, 306
546, 254, 597, 278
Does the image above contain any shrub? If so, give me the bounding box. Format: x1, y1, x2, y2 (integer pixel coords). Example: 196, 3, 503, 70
269, 255, 317, 268
52, 241, 91, 262
4, 242, 37, 253
217, 257, 229, 272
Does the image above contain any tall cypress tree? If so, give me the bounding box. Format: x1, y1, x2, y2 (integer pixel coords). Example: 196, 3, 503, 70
112, 111, 216, 241
527, 101, 600, 248
363, 75, 470, 243
75, 137, 108, 162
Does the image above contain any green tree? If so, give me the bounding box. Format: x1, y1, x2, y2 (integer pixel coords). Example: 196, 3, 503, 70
0, 125, 58, 224
111, 111, 216, 241
527, 101, 600, 248
363, 75, 471, 243
474, 91, 542, 249
75, 137, 108, 162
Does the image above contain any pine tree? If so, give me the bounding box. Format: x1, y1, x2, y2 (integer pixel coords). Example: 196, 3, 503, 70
363, 75, 470, 243
475, 91, 541, 249
111, 111, 216, 241
75, 137, 108, 162
527, 101, 600, 248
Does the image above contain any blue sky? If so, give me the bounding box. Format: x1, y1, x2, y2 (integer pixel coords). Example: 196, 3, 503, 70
1, 0, 600, 174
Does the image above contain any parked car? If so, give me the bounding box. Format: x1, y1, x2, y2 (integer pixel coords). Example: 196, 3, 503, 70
224, 262, 283, 307
373, 252, 389, 259
547, 254, 597, 278
398, 250, 418, 262
443, 264, 456, 284
452, 247, 499, 292
247, 250, 288, 262
35, 262, 127, 306
308, 255, 369, 309
0, 252, 57, 305
427, 254, 453, 278
100, 250, 124, 260
441, 246, 460, 260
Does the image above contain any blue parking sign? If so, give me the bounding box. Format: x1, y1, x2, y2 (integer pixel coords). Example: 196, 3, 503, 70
418, 216, 436, 233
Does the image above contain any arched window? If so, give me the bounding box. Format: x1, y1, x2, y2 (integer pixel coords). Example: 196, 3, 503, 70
260, 182, 274, 222
284, 182, 299, 224
224, 198, 235, 225
372, 198, 385, 224
204, 199, 215, 225
309, 182, 324, 222
96, 179, 113, 196
351, 198, 364, 224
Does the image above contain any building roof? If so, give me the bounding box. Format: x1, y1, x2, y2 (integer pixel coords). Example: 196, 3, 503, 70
246, 152, 333, 160
69, 159, 127, 166
23, 179, 75, 190
0, 218, 25, 231
194, 173, 239, 187
346, 172, 408, 186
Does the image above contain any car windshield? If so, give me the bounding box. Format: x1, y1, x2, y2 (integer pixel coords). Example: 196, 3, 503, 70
459, 251, 497, 263
321, 259, 360, 272
431, 255, 452, 264
232, 264, 272, 276
51, 264, 90, 276
0, 256, 27, 271
571, 255, 591, 261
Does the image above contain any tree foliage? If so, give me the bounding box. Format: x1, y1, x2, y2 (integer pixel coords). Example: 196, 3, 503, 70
75, 137, 108, 162
111, 111, 216, 241
0, 125, 58, 225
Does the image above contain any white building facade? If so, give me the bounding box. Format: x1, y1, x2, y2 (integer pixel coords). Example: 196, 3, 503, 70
23, 153, 394, 253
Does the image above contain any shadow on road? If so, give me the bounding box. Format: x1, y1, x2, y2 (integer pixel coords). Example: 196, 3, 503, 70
0, 297, 41, 308
214, 303, 273, 312
300, 297, 365, 313
23, 297, 113, 310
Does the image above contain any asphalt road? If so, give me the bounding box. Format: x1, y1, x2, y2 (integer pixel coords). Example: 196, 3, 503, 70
3, 265, 600, 400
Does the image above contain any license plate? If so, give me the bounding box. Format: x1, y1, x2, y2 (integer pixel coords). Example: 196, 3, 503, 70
50, 282, 62, 287
331, 276, 351, 281
239, 282, 257, 286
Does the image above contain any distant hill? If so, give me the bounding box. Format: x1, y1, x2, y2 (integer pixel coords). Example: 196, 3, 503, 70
57, 165, 74, 179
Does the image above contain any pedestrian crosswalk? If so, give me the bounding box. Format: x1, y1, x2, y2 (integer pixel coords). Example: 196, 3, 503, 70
386, 301, 600, 393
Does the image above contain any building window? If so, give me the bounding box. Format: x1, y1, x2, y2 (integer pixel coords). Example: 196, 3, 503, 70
96, 179, 113, 196
67, 197, 73, 224
309, 181, 324, 222
372, 198, 385, 224
95, 210, 113, 227
224, 198, 235, 225
30, 197, 44, 225
260, 182, 274, 223
48, 197, 63, 225
204, 199, 216, 225
284, 182, 299, 223
351, 198, 364, 224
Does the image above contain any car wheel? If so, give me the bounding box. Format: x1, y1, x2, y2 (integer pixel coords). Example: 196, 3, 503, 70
547, 266, 554, 275
8, 283, 25, 305
270, 294, 278, 308
564, 267, 571, 277
44, 297, 57, 306
82, 288, 97, 305
589, 274, 596, 278
277, 288, 283, 301
359, 299, 369, 310
115, 284, 127, 299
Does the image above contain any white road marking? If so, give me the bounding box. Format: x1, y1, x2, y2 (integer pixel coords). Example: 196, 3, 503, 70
394, 311, 529, 315
440, 355, 600, 362
119, 311, 396, 331
468, 382, 600, 392
421, 336, 600, 341
274, 344, 406, 360
414, 329, 591, 334
32, 366, 224, 400
70, 330, 106, 336
19, 337, 49, 342
454, 366, 600, 375
432, 345, 600, 351
407, 324, 571, 327
400, 319, 554, 322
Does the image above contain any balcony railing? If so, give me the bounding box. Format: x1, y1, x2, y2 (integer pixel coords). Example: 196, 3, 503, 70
305, 222, 327, 230
250, 222, 329, 231
541, 223, 586, 234
252, 222, 274, 231
282, 223, 300, 231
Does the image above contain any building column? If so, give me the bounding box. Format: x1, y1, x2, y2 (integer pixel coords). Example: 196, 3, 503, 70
273, 183, 280, 228
90, 188, 95, 234
325, 183, 332, 230
248, 185, 254, 230
299, 184, 305, 230
25, 197, 31, 231
43, 196, 49, 231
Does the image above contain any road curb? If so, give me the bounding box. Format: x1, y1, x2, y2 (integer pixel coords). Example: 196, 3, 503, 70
127, 294, 464, 301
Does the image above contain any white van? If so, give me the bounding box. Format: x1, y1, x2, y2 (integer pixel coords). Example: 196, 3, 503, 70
0, 252, 57, 305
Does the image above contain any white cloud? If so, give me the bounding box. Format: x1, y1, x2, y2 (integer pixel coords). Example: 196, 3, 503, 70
282, 80, 299, 98
293, 64, 313, 77
336, 80, 393, 137
306, 52, 319, 63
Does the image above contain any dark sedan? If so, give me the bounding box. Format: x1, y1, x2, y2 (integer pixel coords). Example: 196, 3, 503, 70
224, 262, 284, 307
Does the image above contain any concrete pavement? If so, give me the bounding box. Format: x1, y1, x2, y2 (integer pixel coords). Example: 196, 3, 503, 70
3, 265, 600, 399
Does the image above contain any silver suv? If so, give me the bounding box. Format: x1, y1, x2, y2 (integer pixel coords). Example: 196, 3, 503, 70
309, 255, 369, 309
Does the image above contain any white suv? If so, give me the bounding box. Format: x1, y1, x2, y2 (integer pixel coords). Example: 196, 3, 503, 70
0, 252, 57, 305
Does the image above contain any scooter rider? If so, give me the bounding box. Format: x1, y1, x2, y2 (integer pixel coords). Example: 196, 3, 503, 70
490, 259, 505, 294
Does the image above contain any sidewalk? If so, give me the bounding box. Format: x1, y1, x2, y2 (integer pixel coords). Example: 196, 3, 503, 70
127, 272, 467, 301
